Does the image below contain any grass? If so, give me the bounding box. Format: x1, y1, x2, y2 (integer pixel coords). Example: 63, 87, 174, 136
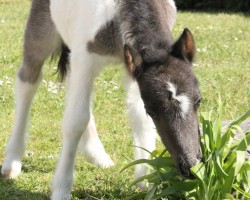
0, 0, 249, 199
122, 105, 250, 200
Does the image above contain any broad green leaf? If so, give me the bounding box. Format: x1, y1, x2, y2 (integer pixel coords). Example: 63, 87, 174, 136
150, 149, 166, 158
222, 146, 233, 160
200, 112, 210, 121
219, 129, 233, 151
205, 123, 215, 150
236, 132, 250, 151
204, 153, 212, 163
234, 151, 245, 176
218, 125, 242, 152
222, 193, 235, 200
190, 162, 206, 183
241, 160, 250, 173
149, 171, 178, 183
147, 156, 175, 169
222, 167, 235, 194
204, 133, 211, 152
228, 109, 250, 128
218, 109, 250, 151
121, 157, 175, 173
200, 112, 214, 150
215, 151, 228, 177
130, 172, 158, 186
236, 161, 250, 193
152, 186, 177, 199
207, 172, 216, 195
145, 184, 158, 200
224, 152, 236, 173
121, 159, 151, 172
214, 96, 223, 148
134, 146, 155, 157
173, 181, 198, 192
232, 184, 250, 198
185, 190, 198, 200
159, 149, 168, 157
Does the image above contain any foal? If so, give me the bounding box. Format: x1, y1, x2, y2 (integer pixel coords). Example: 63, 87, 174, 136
2, 0, 202, 199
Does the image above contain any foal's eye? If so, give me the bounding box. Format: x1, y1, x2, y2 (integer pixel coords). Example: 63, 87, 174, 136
194, 98, 202, 110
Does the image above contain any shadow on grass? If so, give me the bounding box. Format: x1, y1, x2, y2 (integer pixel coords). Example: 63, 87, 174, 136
0, 178, 132, 200
72, 189, 127, 200
0, 166, 50, 200
0, 165, 134, 200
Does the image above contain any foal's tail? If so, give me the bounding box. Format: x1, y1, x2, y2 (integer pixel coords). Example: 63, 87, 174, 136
57, 43, 70, 81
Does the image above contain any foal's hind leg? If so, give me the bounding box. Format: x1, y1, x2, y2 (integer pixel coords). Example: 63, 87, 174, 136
79, 111, 114, 168
126, 76, 156, 188
1, 1, 60, 178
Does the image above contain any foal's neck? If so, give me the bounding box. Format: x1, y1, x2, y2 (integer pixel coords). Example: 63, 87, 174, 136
119, 0, 174, 51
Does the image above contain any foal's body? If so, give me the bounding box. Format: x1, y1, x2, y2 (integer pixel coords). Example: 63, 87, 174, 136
2, 0, 203, 199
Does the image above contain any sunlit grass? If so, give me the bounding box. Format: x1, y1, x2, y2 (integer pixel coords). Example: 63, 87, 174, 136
0, 1, 249, 199
123, 103, 250, 200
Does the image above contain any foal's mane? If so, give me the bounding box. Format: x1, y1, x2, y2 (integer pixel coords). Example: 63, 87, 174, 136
117, 0, 175, 62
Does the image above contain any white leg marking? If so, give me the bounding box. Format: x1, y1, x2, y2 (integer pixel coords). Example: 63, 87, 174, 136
126, 76, 156, 188
167, 82, 190, 118
1, 74, 42, 178
51, 50, 101, 200
50, 0, 117, 198
78, 112, 115, 168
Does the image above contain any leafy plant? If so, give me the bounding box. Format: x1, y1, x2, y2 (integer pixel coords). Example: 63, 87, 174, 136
122, 101, 250, 200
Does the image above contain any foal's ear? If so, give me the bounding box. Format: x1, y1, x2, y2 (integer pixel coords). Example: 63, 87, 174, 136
124, 44, 143, 79
171, 28, 196, 62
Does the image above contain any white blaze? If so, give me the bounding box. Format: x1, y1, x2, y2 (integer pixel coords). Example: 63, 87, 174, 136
167, 82, 190, 118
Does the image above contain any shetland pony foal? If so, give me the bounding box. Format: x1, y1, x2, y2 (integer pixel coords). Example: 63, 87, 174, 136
2, 0, 203, 199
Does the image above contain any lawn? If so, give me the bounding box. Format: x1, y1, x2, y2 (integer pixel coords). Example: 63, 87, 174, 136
0, 0, 249, 199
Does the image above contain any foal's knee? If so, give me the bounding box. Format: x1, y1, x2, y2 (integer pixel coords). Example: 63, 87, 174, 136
18, 60, 43, 84
62, 109, 90, 139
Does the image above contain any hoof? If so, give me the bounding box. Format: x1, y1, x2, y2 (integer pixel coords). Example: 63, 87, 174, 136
96, 155, 115, 169
51, 192, 71, 200
84, 151, 115, 168
1, 161, 22, 179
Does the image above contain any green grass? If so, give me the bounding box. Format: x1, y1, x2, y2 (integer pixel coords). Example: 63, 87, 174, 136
0, 0, 249, 199
122, 105, 250, 200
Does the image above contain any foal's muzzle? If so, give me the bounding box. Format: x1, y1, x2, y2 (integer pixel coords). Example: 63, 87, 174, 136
178, 152, 203, 179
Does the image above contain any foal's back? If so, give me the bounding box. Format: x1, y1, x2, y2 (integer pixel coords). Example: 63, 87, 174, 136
50, 0, 116, 50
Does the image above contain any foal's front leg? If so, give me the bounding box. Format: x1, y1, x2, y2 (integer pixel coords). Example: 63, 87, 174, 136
51, 51, 96, 200
1, 0, 60, 177
1, 75, 42, 178
126, 76, 156, 188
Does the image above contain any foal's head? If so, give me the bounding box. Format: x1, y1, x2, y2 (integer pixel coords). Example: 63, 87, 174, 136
124, 29, 202, 178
